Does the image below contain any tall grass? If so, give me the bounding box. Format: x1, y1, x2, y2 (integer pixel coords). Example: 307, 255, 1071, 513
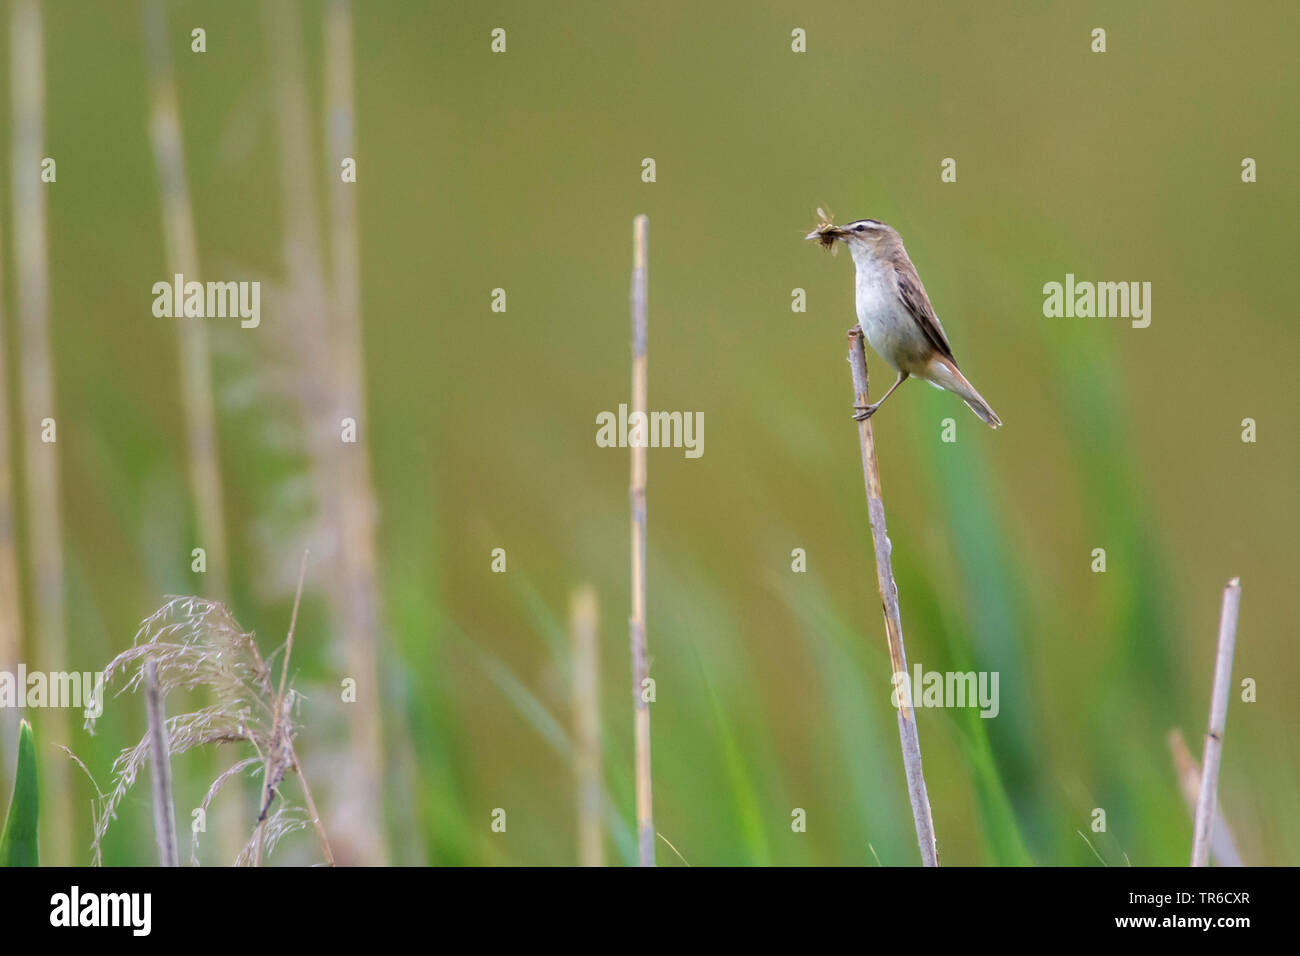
323, 0, 389, 866
140, 0, 243, 864
628, 214, 654, 866
570, 586, 604, 866
143, 660, 177, 867
9, 0, 71, 864
88, 578, 335, 867
0, 156, 22, 795
0, 720, 38, 866
1191, 578, 1241, 867
1169, 730, 1242, 866
141, 0, 230, 600
846, 328, 937, 866
264, 0, 385, 864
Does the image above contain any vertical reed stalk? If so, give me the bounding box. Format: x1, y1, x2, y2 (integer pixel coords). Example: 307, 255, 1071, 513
141, 0, 230, 600
265, 0, 384, 864
0, 167, 23, 788
144, 660, 178, 867
846, 328, 938, 866
1191, 577, 1241, 867
255, 549, 334, 866
324, 0, 388, 865
571, 586, 604, 866
629, 215, 654, 866
1168, 730, 1242, 866
140, 0, 245, 864
10, 0, 72, 864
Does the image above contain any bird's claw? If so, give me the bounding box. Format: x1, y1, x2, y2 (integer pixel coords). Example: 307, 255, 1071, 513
852, 404, 876, 422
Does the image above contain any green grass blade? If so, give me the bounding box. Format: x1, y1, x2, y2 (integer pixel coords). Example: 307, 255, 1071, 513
693, 652, 772, 866
0, 719, 39, 867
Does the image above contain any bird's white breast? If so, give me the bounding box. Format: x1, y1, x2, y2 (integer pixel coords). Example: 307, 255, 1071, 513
849, 248, 930, 373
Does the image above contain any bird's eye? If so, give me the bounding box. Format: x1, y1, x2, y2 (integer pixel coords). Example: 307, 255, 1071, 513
854, 224, 866, 233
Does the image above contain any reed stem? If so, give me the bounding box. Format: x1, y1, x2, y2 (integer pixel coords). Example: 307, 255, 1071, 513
1191, 577, 1241, 867
141, 0, 230, 600
846, 327, 938, 866
324, 0, 388, 866
10, 0, 72, 864
1168, 730, 1242, 866
0, 132, 22, 792
629, 215, 654, 866
571, 586, 604, 866
144, 660, 178, 867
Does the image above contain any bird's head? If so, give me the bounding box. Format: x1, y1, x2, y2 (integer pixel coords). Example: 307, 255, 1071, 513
806, 218, 899, 263
807, 218, 893, 245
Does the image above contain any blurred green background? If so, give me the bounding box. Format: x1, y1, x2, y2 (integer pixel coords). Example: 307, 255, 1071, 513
0, 0, 1297, 865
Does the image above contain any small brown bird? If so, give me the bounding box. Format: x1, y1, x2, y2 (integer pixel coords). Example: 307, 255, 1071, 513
808, 218, 1002, 428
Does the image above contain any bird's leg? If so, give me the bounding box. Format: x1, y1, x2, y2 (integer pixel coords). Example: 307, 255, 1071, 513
853, 372, 909, 421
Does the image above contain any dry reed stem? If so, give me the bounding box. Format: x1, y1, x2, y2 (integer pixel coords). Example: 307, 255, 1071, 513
256, 550, 335, 866
144, 660, 178, 866
273, 550, 334, 866
629, 215, 654, 866
11, 0, 72, 863
279, 552, 334, 865
290, 740, 334, 867
57, 745, 106, 867
0, 137, 23, 790
89, 570, 333, 865
846, 328, 939, 866
265, 0, 384, 864
1168, 730, 1243, 867
140, 0, 245, 863
571, 586, 604, 866
141, 0, 230, 600
1191, 577, 1241, 867
324, 0, 388, 865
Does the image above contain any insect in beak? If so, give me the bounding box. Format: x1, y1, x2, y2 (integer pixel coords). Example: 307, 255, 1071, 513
806, 208, 842, 254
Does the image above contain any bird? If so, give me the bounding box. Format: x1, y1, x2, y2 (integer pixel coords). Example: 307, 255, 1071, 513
807, 218, 1002, 429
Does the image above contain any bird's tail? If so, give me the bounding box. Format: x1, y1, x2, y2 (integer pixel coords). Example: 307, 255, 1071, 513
926, 356, 1002, 429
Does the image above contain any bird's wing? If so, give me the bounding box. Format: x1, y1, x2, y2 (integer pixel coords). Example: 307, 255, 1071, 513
893, 259, 955, 362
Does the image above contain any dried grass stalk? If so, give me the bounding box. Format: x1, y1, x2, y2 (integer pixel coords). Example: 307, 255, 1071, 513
1191, 577, 1241, 867
629, 215, 655, 866
1168, 730, 1243, 866
141, 0, 230, 598
323, 0, 388, 867
145, 660, 178, 866
263, 0, 385, 865
0, 107, 23, 790
846, 328, 939, 866
87, 577, 334, 865
571, 586, 604, 867
10, 0, 72, 863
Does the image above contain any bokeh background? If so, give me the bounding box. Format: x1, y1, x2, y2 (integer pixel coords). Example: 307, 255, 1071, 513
0, 0, 1297, 865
